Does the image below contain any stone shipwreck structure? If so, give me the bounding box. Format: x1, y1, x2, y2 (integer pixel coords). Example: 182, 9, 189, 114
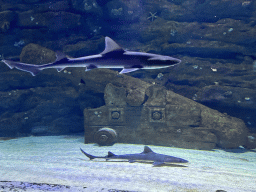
81, 69, 248, 150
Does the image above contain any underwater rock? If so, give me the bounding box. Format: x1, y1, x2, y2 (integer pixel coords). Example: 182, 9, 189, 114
34, 0, 70, 12
82, 71, 249, 149
23, 0, 42, 3
144, 85, 167, 107
20, 43, 56, 64
31, 126, 51, 136
2, 1, 69, 12
0, 11, 16, 33
244, 134, 256, 149
0, 84, 85, 136
105, 0, 142, 22
104, 83, 127, 107
0, 114, 21, 137
196, 85, 256, 110
163, 39, 254, 59
0, 89, 32, 111
193, 0, 253, 22
201, 108, 248, 149
161, 56, 256, 133
126, 88, 145, 106
17, 11, 81, 31
193, 19, 256, 45
193, 85, 256, 133
71, 0, 102, 16
0, 181, 84, 191
63, 37, 104, 58
1, 2, 32, 11
130, 19, 255, 58
160, 1, 195, 22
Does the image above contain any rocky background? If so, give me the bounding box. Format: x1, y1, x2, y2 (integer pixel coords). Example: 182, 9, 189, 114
0, 0, 256, 147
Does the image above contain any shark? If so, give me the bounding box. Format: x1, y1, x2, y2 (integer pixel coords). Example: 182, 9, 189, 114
2, 37, 181, 76
80, 146, 188, 167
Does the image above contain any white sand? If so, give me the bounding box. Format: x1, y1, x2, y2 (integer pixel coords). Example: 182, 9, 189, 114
0, 135, 255, 192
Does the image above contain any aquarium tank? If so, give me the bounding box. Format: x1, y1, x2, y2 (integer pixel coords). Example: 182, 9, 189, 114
0, 0, 255, 191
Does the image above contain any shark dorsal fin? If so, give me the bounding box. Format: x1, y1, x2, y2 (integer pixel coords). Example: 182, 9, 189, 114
54, 51, 69, 65
107, 151, 115, 157
101, 37, 124, 55
143, 146, 153, 153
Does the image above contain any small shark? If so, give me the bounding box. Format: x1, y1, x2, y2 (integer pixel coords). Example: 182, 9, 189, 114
2, 37, 181, 76
80, 146, 188, 167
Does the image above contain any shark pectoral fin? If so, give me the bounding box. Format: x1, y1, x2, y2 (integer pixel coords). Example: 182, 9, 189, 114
56, 67, 65, 72
119, 68, 139, 74
129, 160, 136, 163
153, 162, 165, 167
85, 65, 97, 72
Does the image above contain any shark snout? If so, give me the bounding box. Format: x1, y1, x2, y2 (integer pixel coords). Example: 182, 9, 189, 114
161, 56, 181, 65
170, 57, 181, 64
164, 156, 189, 163
180, 158, 189, 163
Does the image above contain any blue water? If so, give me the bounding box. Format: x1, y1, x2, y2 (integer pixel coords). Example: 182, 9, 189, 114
0, 0, 255, 190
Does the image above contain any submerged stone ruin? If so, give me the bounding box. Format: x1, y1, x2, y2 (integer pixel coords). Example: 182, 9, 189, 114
82, 69, 249, 150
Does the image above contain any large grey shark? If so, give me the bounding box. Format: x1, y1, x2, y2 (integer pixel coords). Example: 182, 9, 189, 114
80, 146, 188, 167
2, 37, 181, 76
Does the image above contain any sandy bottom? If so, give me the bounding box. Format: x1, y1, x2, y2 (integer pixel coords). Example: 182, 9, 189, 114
0, 135, 255, 192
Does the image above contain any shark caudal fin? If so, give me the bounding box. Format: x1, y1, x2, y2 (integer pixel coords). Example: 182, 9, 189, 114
80, 148, 96, 160
2, 59, 41, 76
1, 51, 68, 76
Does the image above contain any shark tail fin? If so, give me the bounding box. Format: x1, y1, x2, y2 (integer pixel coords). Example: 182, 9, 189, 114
2, 59, 41, 76
80, 148, 96, 160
